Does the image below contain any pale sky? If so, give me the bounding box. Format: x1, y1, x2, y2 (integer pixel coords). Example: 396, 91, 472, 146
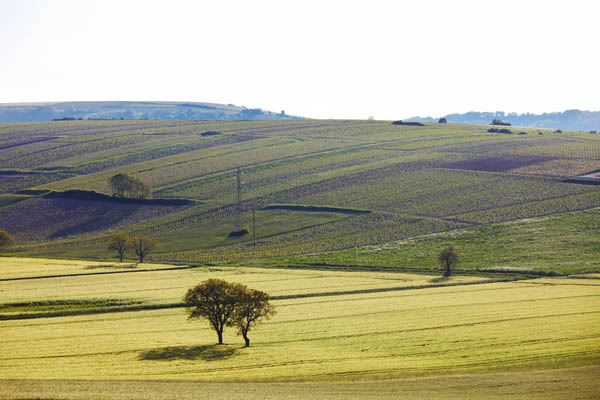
1, 0, 598, 119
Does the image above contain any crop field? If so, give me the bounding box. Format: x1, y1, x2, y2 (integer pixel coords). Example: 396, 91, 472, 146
0, 119, 598, 263
0, 258, 598, 399
267, 208, 600, 275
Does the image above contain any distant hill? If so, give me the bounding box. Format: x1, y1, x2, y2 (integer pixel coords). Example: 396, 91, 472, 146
0, 101, 301, 122
409, 110, 600, 131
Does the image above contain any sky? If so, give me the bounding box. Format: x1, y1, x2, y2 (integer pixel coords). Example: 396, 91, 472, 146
1, 0, 598, 119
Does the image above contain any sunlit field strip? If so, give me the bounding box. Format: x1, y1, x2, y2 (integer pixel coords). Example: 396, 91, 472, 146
0, 262, 489, 303
0, 278, 597, 381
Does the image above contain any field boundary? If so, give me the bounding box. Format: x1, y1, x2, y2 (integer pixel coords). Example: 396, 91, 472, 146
0, 277, 523, 321
262, 204, 371, 214
0, 264, 204, 282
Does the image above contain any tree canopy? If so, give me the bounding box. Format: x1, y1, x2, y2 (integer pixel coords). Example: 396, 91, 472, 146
183, 279, 275, 346
232, 287, 275, 347
183, 279, 244, 345
438, 245, 460, 277
109, 173, 152, 199
131, 235, 157, 263
107, 233, 131, 262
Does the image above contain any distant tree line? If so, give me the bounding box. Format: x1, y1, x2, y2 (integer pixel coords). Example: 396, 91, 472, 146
490, 119, 512, 126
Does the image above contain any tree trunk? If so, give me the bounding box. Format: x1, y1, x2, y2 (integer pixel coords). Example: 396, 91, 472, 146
119, 252, 124, 262
243, 334, 250, 347
217, 330, 223, 345
444, 261, 451, 277
139, 254, 144, 263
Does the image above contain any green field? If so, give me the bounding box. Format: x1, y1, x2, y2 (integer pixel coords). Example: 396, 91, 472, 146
1, 258, 599, 399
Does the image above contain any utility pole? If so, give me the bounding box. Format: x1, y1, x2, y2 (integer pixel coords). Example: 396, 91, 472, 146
235, 167, 243, 230
252, 208, 256, 246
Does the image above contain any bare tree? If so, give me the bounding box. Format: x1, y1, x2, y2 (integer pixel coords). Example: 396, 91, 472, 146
231, 287, 275, 347
132, 235, 157, 263
106, 233, 130, 262
183, 279, 245, 344
438, 245, 460, 277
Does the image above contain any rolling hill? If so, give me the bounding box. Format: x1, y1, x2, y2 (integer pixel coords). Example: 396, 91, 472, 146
409, 109, 600, 131
2, 118, 600, 399
0, 101, 300, 122
1, 119, 599, 271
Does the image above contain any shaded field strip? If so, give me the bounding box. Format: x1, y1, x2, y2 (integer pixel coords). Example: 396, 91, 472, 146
153, 135, 386, 192
0, 278, 520, 321
0, 264, 203, 282
268, 263, 549, 277
445, 187, 600, 219
0, 136, 60, 150
2, 367, 599, 400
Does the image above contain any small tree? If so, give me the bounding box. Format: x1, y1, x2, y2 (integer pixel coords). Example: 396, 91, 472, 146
231, 287, 275, 347
183, 279, 244, 345
438, 245, 460, 277
109, 173, 152, 199
0, 230, 15, 250
106, 233, 130, 262
131, 235, 156, 263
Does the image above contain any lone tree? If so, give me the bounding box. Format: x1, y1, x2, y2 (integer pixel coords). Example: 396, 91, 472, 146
183, 279, 245, 345
106, 233, 131, 262
109, 173, 152, 199
131, 235, 157, 263
0, 230, 15, 250
438, 245, 460, 277
232, 287, 275, 347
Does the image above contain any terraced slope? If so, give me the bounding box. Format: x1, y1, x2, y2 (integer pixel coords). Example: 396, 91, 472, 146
0, 120, 598, 263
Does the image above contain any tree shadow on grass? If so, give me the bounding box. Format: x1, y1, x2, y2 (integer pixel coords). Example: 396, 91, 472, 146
139, 345, 237, 361
84, 264, 138, 270
429, 276, 451, 283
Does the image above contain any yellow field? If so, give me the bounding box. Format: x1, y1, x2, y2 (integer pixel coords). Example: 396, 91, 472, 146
0, 258, 599, 398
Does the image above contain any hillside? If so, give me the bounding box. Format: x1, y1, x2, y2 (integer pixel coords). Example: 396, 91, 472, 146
1, 119, 599, 272
2, 119, 600, 398
0, 101, 300, 122
409, 109, 600, 131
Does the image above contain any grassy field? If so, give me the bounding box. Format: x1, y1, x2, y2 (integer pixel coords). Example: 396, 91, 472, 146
1, 258, 599, 399
2, 367, 599, 399
0, 120, 599, 263
264, 208, 600, 275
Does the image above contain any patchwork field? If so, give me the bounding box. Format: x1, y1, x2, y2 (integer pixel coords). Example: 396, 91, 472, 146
0, 120, 598, 263
1, 120, 599, 398
0, 258, 599, 399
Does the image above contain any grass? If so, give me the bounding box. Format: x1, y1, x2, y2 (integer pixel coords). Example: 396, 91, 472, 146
263, 208, 600, 275
0, 258, 598, 387
1, 367, 598, 399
